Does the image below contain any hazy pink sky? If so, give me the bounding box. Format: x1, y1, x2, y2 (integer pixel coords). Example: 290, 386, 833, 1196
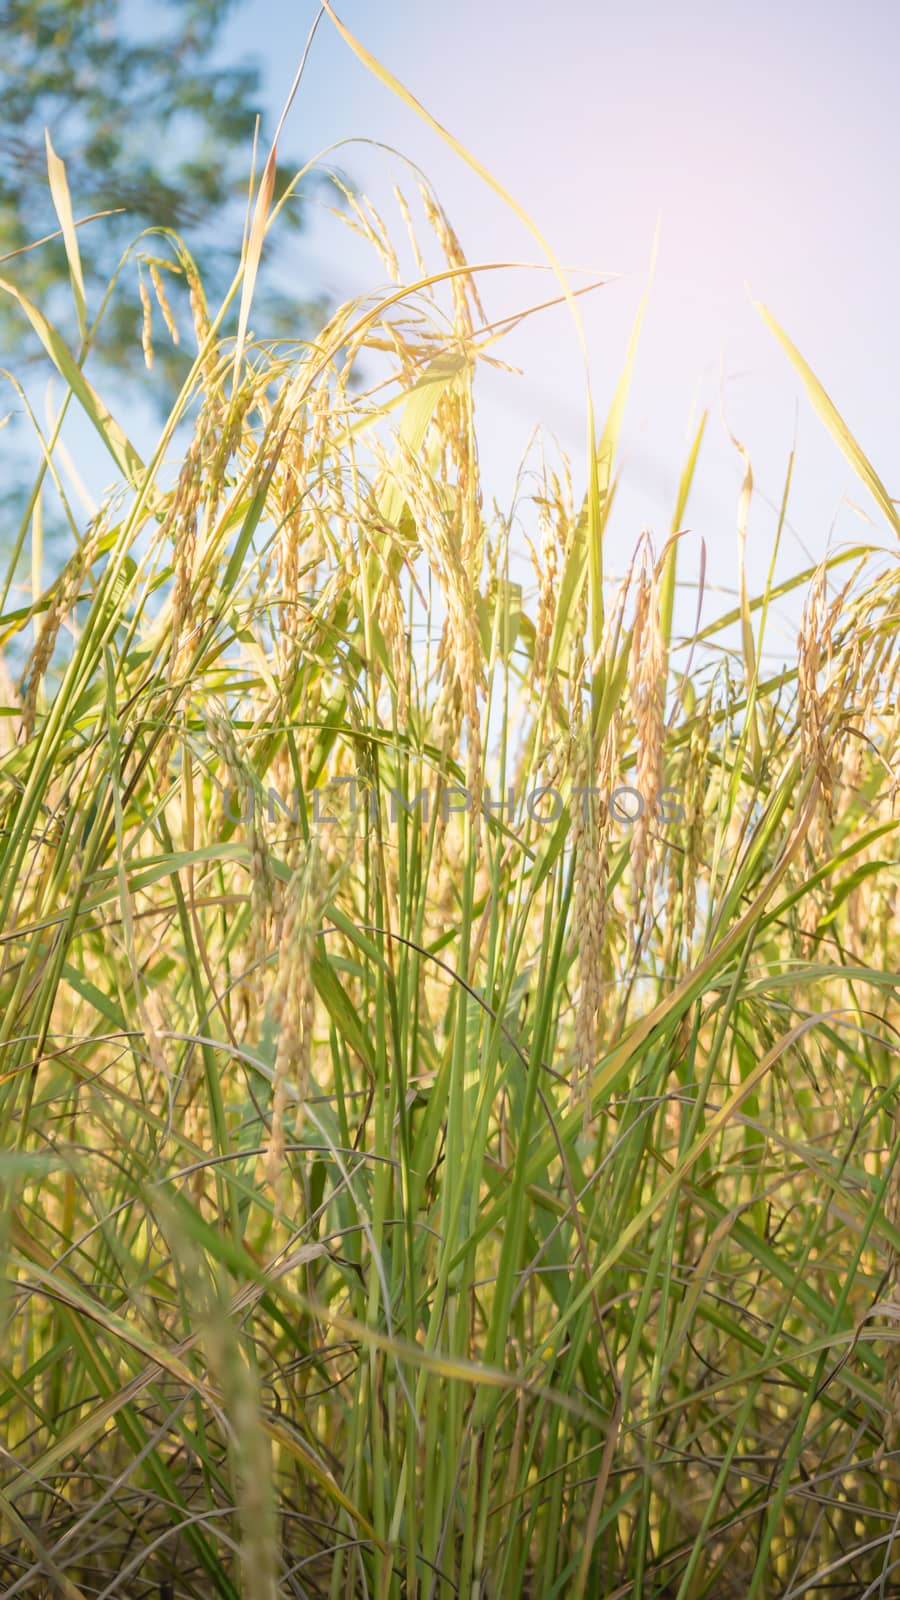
240, 0, 900, 649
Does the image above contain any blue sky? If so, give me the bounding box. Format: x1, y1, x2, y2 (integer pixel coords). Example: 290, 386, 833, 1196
227, 0, 899, 654
17, 1, 895, 663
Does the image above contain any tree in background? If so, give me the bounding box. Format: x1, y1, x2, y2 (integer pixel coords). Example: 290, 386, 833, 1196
0, 0, 323, 396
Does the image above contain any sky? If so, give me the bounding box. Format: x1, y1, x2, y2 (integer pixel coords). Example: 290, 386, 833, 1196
226, 0, 900, 658
13, 0, 894, 667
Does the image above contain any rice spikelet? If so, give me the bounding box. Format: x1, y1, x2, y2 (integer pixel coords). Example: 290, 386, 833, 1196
629, 540, 666, 952
570, 719, 617, 1108
150, 262, 180, 345
205, 702, 276, 1020
19, 526, 100, 740
266, 840, 324, 1219
139, 275, 153, 369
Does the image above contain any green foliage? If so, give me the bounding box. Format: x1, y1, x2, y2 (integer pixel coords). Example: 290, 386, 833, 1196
0, 0, 319, 392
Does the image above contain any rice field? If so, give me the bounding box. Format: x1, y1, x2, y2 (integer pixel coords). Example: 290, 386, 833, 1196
1, 20, 899, 1599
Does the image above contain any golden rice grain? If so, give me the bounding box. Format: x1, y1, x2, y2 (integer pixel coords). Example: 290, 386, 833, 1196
150, 262, 180, 346
628, 541, 666, 954
265, 840, 323, 1219
139, 276, 154, 370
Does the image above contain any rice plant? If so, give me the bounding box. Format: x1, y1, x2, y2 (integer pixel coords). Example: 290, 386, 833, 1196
0, 19, 898, 1598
